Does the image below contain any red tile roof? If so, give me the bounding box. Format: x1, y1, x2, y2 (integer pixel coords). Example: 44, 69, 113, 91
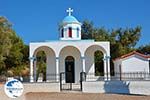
113, 51, 150, 61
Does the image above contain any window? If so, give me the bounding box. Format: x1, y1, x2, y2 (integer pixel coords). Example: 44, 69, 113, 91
68, 27, 72, 37
149, 60, 150, 73
61, 28, 64, 37
77, 27, 79, 37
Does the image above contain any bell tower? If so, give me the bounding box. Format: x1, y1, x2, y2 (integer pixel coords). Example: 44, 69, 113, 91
60, 8, 82, 40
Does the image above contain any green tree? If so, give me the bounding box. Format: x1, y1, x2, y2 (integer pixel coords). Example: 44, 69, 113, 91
110, 27, 141, 58
0, 16, 13, 74
36, 51, 46, 81
21, 45, 29, 65
81, 20, 94, 39
94, 51, 104, 76
5, 34, 24, 69
0, 16, 26, 76
137, 43, 150, 54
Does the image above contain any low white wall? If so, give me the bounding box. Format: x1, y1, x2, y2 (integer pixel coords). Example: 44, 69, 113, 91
0, 82, 60, 100
83, 81, 150, 95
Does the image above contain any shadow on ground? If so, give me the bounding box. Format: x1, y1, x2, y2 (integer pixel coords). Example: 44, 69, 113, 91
104, 81, 130, 94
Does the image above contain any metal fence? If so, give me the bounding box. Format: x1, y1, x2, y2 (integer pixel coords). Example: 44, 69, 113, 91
1, 72, 150, 83
0, 74, 60, 83
59, 72, 86, 91
85, 72, 150, 81
112, 72, 150, 81
0, 75, 28, 83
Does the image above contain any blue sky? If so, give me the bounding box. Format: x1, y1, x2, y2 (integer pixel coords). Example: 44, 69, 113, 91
0, 0, 150, 47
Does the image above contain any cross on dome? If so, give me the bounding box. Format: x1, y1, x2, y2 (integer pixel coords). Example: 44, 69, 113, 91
66, 8, 73, 16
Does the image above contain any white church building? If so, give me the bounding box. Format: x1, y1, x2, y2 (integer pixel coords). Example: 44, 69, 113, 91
29, 8, 110, 83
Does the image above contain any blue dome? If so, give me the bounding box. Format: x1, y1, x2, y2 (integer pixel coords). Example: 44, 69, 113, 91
63, 15, 79, 23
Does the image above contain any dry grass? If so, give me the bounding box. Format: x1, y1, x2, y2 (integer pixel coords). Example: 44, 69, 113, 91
25, 92, 150, 100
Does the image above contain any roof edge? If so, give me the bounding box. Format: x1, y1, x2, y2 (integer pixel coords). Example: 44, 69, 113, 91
113, 51, 150, 62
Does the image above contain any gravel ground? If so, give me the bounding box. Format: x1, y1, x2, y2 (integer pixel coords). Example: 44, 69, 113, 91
25, 92, 150, 100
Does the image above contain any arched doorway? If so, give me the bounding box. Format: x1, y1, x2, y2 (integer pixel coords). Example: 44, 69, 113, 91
84, 45, 108, 80
65, 56, 75, 83
59, 46, 81, 83
33, 46, 56, 82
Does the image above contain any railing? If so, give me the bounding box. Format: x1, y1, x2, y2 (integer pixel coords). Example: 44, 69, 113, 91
60, 72, 86, 91
85, 72, 150, 81
86, 73, 105, 81
1, 72, 150, 83
112, 72, 150, 81
60, 72, 79, 91
0, 75, 29, 83
0, 74, 60, 83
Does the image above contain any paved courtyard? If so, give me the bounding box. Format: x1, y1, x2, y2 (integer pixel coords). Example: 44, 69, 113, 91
25, 92, 150, 100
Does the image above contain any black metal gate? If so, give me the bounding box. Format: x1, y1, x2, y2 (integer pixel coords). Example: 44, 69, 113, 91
60, 72, 86, 91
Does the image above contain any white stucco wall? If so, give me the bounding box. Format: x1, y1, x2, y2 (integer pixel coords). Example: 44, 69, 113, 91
114, 59, 121, 73
83, 81, 150, 95
122, 55, 149, 73
29, 40, 110, 83
85, 49, 94, 74
30, 40, 110, 57
46, 52, 56, 82
114, 55, 149, 73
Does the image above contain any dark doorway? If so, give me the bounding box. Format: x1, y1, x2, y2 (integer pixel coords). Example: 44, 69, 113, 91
65, 56, 75, 83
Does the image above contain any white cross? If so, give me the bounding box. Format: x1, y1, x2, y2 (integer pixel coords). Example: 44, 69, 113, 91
66, 8, 73, 16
